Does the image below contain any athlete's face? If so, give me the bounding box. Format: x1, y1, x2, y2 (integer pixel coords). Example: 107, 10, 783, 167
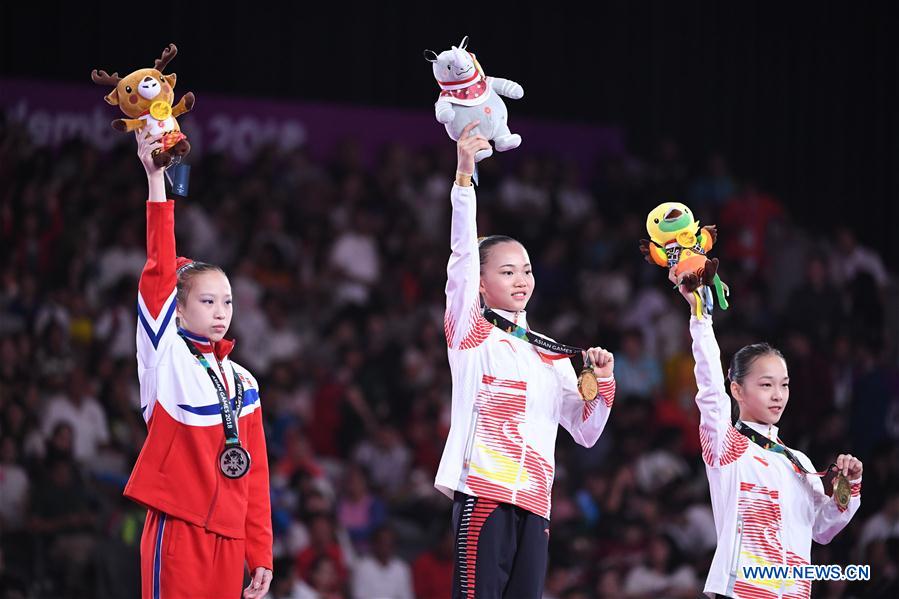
177, 271, 233, 342
479, 241, 534, 313
731, 354, 790, 425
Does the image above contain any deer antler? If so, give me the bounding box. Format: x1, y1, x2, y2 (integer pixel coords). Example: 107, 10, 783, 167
154, 44, 178, 72
91, 69, 121, 86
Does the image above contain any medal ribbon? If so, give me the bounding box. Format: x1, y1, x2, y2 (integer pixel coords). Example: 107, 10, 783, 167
735, 421, 827, 475
734, 422, 854, 505
179, 332, 244, 447
482, 308, 584, 359
482, 308, 602, 401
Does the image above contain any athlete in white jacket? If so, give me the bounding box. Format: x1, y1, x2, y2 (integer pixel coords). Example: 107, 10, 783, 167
435, 122, 618, 598
674, 276, 862, 599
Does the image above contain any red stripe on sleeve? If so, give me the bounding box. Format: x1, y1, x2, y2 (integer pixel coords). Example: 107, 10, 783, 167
139, 200, 177, 318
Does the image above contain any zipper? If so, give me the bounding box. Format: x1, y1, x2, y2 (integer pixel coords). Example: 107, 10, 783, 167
728, 516, 744, 591
214, 358, 230, 397
509, 344, 528, 503
778, 516, 787, 597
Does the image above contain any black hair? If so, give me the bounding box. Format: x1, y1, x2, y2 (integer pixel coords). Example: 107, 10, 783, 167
175, 261, 226, 307
372, 524, 395, 542
727, 343, 785, 385
478, 235, 521, 267
727, 342, 786, 423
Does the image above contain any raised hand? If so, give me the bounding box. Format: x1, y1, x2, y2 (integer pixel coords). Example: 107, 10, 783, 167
136, 131, 167, 202
669, 266, 699, 313
456, 120, 491, 176
135, 130, 165, 177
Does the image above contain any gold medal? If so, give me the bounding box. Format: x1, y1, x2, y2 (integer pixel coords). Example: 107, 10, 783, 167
577, 354, 598, 402
676, 230, 697, 247
834, 474, 851, 509
149, 100, 172, 120
578, 368, 598, 401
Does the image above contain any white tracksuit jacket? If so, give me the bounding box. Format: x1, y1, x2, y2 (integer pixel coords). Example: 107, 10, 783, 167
690, 316, 860, 599
434, 183, 617, 519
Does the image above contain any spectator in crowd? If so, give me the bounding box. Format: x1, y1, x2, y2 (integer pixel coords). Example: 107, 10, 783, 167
337, 464, 387, 552
29, 449, 97, 597
856, 487, 899, 561
612, 328, 663, 400
412, 527, 454, 599
296, 554, 346, 599
296, 514, 349, 589
41, 367, 110, 465
0, 436, 29, 533
621, 534, 698, 598
830, 226, 891, 289
352, 425, 411, 496
350, 526, 413, 599
329, 208, 382, 306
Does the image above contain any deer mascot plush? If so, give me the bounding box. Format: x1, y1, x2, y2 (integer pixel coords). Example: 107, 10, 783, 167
424, 36, 524, 162
91, 43, 195, 167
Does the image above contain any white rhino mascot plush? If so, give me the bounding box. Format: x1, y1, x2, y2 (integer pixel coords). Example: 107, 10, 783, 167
424, 36, 524, 162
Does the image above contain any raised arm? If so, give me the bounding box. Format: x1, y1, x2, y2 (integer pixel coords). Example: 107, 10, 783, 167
135, 132, 178, 372
444, 122, 492, 350
676, 276, 747, 467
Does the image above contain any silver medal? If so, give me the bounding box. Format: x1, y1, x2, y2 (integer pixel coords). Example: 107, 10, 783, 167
219, 446, 251, 479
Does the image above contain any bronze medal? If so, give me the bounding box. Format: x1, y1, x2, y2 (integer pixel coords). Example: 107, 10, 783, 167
834, 474, 851, 509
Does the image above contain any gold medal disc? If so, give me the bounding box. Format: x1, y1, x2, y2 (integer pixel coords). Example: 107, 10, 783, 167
150, 101, 172, 120
835, 474, 851, 509
578, 368, 598, 402
676, 230, 697, 247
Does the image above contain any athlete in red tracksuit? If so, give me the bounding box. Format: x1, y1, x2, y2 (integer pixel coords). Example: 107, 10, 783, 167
124, 132, 273, 598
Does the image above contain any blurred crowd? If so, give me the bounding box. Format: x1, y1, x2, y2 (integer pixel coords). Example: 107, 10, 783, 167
1, 113, 898, 599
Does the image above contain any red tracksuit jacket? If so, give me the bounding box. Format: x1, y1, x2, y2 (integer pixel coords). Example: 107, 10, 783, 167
124, 199, 273, 572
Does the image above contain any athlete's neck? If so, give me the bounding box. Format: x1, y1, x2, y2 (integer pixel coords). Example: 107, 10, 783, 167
178, 327, 210, 343
741, 419, 779, 441
490, 306, 525, 325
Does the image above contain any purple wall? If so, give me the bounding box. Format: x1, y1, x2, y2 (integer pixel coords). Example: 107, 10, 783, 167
1, 78, 624, 171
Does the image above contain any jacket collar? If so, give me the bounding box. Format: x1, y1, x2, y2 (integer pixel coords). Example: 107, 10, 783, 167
489, 307, 528, 330
743, 420, 780, 443
178, 327, 236, 362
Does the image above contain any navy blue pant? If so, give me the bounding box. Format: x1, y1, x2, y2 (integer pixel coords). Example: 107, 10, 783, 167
451, 492, 550, 599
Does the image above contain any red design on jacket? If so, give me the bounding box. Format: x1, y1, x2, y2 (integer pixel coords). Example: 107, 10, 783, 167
125, 199, 273, 571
